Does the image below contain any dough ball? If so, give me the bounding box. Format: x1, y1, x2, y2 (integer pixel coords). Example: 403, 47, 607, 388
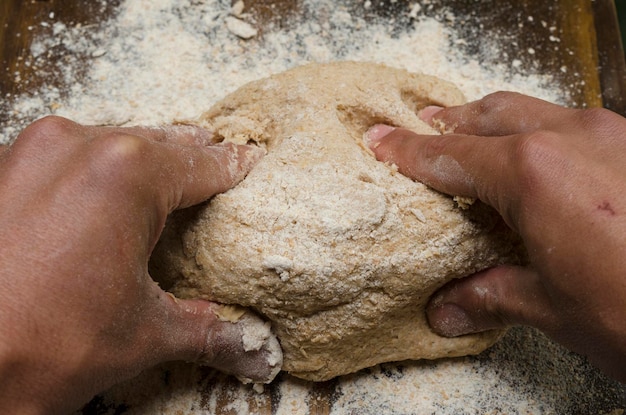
150, 62, 525, 381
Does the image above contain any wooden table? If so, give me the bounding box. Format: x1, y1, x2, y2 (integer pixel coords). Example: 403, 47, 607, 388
1, 0, 625, 118
2, 1, 626, 414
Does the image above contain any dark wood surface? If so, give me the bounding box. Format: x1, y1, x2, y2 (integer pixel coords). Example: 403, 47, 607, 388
0, 0, 121, 96
2, 0, 625, 116
594, 0, 626, 114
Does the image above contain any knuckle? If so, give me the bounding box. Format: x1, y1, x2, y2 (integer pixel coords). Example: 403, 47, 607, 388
94, 133, 150, 163
577, 107, 614, 126
473, 270, 520, 327
29, 115, 74, 131
86, 133, 153, 185
476, 91, 521, 115
421, 134, 449, 159
576, 107, 622, 136
18, 115, 78, 144
414, 135, 453, 179
481, 90, 512, 104
509, 130, 567, 220
473, 280, 503, 319
455, 92, 525, 135
512, 130, 563, 186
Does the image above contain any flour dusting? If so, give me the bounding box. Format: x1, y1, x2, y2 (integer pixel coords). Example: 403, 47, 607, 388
3, 0, 623, 414
1, 0, 565, 144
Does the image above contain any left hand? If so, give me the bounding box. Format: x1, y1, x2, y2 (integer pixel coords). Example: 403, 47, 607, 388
0, 116, 279, 415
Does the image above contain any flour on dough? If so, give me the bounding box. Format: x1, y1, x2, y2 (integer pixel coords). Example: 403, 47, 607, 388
150, 62, 524, 381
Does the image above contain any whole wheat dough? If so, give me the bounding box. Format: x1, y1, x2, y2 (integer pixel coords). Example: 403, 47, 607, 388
151, 62, 524, 381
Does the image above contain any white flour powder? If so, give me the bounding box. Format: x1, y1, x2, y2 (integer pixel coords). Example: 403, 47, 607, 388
1, 0, 563, 143
3, 0, 623, 414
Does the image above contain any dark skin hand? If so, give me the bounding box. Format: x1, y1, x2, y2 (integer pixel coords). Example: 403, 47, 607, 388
365, 92, 626, 382
0, 116, 281, 414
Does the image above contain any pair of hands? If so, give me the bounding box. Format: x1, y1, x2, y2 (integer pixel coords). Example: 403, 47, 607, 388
1, 91, 624, 413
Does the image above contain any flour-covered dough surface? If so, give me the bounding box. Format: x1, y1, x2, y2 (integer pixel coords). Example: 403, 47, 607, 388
151, 62, 524, 381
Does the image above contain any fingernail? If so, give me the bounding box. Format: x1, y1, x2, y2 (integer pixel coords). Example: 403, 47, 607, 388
419, 106, 444, 124
363, 124, 396, 149
428, 302, 475, 337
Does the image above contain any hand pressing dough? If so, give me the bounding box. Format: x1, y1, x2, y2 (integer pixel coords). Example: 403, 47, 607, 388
150, 62, 525, 381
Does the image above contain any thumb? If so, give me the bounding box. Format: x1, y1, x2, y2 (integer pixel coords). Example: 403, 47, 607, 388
154, 292, 283, 384
426, 265, 556, 337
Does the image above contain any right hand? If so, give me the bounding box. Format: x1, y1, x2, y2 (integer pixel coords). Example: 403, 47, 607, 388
365, 92, 626, 381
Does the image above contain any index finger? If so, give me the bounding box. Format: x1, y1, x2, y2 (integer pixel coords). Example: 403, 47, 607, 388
364, 125, 522, 228
95, 134, 265, 213
85, 122, 265, 212
83, 123, 264, 214
429, 92, 575, 137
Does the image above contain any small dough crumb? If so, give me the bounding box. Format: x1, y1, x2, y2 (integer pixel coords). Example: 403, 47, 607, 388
225, 16, 257, 39
454, 195, 476, 209
231, 0, 245, 17
214, 304, 247, 323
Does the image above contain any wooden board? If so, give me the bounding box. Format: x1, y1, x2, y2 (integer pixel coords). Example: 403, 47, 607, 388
2, 1, 626, 414
2, 0, 625, 116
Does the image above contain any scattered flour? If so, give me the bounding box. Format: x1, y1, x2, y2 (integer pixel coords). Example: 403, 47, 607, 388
1, 0, 563, 144
3, 0, 623, 413
80, 328, 624, 414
